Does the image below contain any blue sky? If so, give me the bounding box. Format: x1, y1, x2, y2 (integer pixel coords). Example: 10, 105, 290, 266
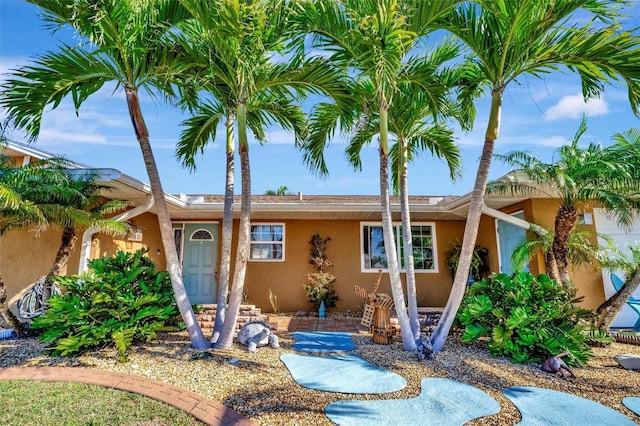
1, 0, 639, 197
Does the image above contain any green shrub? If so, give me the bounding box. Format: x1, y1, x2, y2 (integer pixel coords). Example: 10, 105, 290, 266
32, 249, 179, 361
456, 271, 595, 365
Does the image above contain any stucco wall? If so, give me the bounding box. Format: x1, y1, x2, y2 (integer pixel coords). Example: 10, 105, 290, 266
232, 218, 466, 313
528, 198, 604, 309
92, 212, 166, 269
0, 200, 606, 315
0, 227, 81, 310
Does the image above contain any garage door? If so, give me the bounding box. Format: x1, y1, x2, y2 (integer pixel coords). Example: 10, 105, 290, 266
594, 208, 640, 328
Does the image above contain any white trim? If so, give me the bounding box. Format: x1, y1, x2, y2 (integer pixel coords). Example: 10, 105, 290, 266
173, 221, 219, 262
360, 221, 438, 274
249, 222, 285, 262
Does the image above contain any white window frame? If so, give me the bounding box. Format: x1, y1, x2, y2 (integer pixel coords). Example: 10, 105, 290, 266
360, 222, 438, 273
249, 223, 285, 262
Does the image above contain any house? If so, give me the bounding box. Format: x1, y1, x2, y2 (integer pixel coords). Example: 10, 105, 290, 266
2, 141, 640, 328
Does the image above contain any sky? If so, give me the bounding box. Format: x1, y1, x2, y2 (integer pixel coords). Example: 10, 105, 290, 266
1, 0, 639, 197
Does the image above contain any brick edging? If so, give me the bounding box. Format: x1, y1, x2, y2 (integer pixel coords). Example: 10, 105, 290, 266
0, 366, 256, 426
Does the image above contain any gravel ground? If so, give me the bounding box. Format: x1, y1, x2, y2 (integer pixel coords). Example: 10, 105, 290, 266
1, 325, 639, 425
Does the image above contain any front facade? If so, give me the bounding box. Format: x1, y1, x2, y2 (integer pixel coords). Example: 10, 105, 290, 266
2, 141, 639, 327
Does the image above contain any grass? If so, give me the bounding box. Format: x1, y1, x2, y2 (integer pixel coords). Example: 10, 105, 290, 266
0, 380, 203, 425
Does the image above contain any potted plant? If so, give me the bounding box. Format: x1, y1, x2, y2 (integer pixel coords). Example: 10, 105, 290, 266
446, 240, 489, 283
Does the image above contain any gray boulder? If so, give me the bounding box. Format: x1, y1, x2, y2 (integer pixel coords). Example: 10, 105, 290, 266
237, 321, 279, 352
615, 354, 640, 370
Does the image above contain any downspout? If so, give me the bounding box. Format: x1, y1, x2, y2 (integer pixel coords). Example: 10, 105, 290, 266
481, 203, 548, 236
78, 196, 155, 273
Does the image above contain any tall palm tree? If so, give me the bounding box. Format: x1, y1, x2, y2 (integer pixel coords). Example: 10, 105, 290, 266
490, 119, 640, 287
344, 77, 466, 340
0, 0, 210, 348
176, 0, 353, 348
294, 0, 463, 350
429, 0, 640, 353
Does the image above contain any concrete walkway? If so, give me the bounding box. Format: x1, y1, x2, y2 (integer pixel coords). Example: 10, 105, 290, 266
0, 366, 256, 426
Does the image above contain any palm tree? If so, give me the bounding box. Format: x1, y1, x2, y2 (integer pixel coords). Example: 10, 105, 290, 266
265, 186, 293, 196
0, 152, 69, 333
176, 0, 353, 348
490, 120, 640, 287
0, 0, 210, 348
507, 226, 604, 279
344, 77, 466, 340
0, 136, 45, 333
42, 173, 130, 304
429, 0, 640, 353
2, 160, 129, 309
597, 243, 640, 331
294, 0, 463, 350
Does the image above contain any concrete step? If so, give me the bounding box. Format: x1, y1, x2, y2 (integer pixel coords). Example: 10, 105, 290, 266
195, 304, 268, 332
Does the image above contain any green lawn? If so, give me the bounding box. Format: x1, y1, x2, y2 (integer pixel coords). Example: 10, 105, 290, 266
0, 381, 203, 425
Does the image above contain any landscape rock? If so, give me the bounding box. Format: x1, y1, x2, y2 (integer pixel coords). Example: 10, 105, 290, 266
615, 354, 640, 370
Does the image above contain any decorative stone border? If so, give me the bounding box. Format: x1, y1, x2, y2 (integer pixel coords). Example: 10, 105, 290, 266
609, 331, 640, 346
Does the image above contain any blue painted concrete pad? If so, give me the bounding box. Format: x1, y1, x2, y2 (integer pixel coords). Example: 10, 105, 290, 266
324, 378, 500, 426
280, 353, 406, 394
623, 397, 640, 416
291, 331, 355, 353
504, 386, 636, 425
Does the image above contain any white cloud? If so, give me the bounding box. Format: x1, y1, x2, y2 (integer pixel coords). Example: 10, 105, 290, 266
544, 93, 609, 121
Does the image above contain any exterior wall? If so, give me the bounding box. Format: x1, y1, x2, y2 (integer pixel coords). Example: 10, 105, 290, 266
233, 218, 466, 314
513, 198, 604, 309
92, 212, 166, 269
0, 227, 81, 311
0, 197, 606, 315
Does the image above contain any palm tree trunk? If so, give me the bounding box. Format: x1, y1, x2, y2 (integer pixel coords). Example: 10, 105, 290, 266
125, 87, 208, 349
430, 90, 502, 353
545, 250, 560, 283
216, 102, 251, 349
552, 205, 579, 288
597, 270, 640, 330
42, 225, 77, 304
379, 107, 416, 351
0, 276, 24, 335
211, 116, 235, 344
399, 140, 420, 340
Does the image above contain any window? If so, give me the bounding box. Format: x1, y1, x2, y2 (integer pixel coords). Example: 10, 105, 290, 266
250, 223, 284, 261
361, 222, 437, 272
173, 226, 183, 262
190, 229, 213, 241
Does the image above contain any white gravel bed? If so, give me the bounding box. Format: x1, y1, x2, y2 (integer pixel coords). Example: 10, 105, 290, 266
1, 330, 639, 425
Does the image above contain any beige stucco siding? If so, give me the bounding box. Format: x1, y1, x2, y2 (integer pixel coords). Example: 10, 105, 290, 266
234, 218, 466, 313
1, 228, 80, 309
0, 200, 607, 315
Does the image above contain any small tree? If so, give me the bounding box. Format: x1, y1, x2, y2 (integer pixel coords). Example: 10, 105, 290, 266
597, 243, 640, 330
303, 233, 338, 310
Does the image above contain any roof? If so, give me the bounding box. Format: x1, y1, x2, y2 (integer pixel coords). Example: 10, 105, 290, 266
3, 140, 542, 221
